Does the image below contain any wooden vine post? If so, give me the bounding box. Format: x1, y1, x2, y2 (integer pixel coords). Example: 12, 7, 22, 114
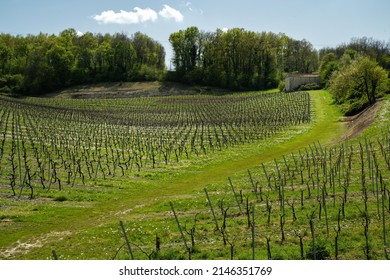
170, 201, 191, 259
251, 205, 255, 260
120, 220, 135, 260
204, 188, 220, 231
228, 177, 242, 213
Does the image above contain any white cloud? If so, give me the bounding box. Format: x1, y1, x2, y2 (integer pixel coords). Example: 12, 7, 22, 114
221, 27, 229, 32
184, 2, 203, 15
185, 2, 193, 11
159, 5, 184, 22
76, 30, 84, 37
93, 7, 158, 24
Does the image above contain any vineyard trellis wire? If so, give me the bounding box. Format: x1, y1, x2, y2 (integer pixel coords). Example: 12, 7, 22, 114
2, 91, 389, 260
110, 131, 390, 260
0, 91, 310, 198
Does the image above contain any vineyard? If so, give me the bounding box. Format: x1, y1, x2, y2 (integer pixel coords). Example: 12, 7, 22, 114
0, 89, 389, 260
149, 132, 390, 260
0, 91, 310, 197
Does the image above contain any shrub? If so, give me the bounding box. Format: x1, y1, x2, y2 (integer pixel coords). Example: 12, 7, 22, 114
341, 98, 370, 116
278, 80, 286, 92
0, 74, 24, 93
0, 85, 11, 93
329, 56, 387, 110
306, 239, 330, 260
53, 195, 68, 202
298, 83, 322, 91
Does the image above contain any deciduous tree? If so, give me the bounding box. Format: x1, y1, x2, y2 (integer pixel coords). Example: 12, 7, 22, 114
329, 56, 387, 114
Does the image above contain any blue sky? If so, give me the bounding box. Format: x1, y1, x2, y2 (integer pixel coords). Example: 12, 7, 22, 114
1, 0, 389, 65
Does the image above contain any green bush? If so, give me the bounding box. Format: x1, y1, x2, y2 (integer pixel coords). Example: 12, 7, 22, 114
306, 239, 330, 260
341, 98, 370, 116
53, 195, 68, 202
0, 74, 24, 93
0, 86, 11, 93
298, 83, 322, 91
135, 65, 165, 81
329, 56, 387, 113
278, 80, 286, 92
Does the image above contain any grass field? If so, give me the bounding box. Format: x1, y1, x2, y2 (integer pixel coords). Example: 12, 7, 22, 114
0, 88, 389, 260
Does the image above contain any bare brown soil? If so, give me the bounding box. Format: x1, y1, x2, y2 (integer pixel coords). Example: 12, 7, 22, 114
341, 100, 382, 140
0, 231, 72, 259
44, 81, 228, 99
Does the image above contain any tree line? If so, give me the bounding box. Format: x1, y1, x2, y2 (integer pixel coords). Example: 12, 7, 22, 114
1, 27, 389, 97
319, 37, 390, 85
169, 27, 318, 90
319, 37, 390, 115
0, 29, 165, 95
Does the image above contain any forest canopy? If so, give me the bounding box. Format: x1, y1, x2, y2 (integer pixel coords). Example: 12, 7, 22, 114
0, 29, 166, 95
169, 27, 319, 90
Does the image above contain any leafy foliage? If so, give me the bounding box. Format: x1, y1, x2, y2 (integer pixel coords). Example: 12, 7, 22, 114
298, 83, 322, 91
169, 27, 318, 90
306, 239, 330, 260
320, 37, 390, 71
0, 29, 166, 95
329, 56, 388, 115
319, 52, 339, 86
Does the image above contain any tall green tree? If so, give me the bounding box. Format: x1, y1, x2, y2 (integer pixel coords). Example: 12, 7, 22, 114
74, 32, 99, 81
0, 29, 166, 94
130, 32, 165, 80
319, 52, 338, 86
169, 26, 201, 79
169, 27, 313, 90
320, 37, 390, 71
0, 39, 13, 74
112, 37, 137, 81
354, 56, 388, 104
46, 43, 74, 88
95, 37, 113, 80
284, 38, 318, 73
23, 33, 51, 94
